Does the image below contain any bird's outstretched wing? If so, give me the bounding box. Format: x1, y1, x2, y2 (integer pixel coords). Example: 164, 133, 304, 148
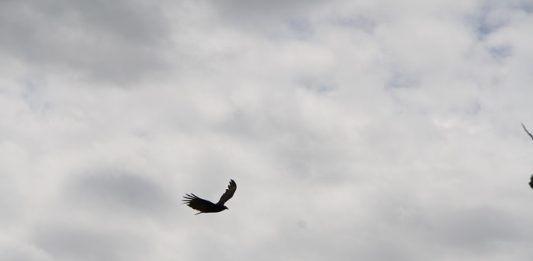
217, 179, 237, 205
522, 123, 533, 141
182, 193, 216, 212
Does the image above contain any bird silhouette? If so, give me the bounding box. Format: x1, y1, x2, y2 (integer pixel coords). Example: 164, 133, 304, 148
529, 175, 533, 190
183, 179, 236, 215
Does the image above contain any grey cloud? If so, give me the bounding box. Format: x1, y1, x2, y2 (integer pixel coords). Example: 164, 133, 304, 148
217, 104, 353, 182
429, 206, 530, 251
207, 0, 326, 34
386, 68, 419, 89
488, 45, 512, 62
332, 15, 377, 34
211, 0, 324, 18
209, 0, 379, 43
0, 239, 50, 261
472, 5, 507, 38
1, 1, 533, 261
298, 78, 337, 93
65, 169, 173, 216
0, 0, 171, 83
471, 0, 533, 38
33, 223, 148, 261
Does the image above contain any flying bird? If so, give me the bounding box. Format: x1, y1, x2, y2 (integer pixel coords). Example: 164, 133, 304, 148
183, 179, 236, 215
521, 123, 533, 141
530, 175, 533, 190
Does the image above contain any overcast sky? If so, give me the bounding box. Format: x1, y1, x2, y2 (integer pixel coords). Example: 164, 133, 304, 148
1, 0, 533, 260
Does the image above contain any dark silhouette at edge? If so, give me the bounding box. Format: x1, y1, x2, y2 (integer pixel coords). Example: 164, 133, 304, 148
522, 123, 533, 190
521, 123, 533, 141
183, 179, 237, 215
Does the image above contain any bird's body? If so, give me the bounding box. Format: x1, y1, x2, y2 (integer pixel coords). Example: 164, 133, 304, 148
183, 179, 236, 215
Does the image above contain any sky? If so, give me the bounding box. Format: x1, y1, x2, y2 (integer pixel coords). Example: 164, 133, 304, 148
1, 0, 533, 260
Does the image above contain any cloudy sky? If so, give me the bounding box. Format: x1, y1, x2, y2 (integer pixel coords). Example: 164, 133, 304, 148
1, 0, 533, 260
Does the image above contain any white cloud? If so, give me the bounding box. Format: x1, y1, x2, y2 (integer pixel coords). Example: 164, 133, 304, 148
1, 0, 533, 260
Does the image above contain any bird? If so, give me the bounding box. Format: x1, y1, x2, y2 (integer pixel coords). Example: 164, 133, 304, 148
530, 175, 533, 190
183, 179, 237, 215
521, 123, 533, 141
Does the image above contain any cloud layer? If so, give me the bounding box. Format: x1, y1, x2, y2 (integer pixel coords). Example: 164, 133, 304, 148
1, 0, 533, 260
